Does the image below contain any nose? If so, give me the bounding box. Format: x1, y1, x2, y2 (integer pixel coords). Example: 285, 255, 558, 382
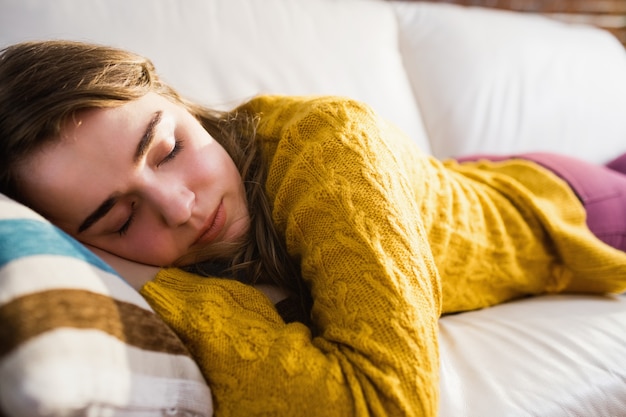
145, 181, 194, 227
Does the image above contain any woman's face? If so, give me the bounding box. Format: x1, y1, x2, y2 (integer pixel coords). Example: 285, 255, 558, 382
19, 93, 250, 266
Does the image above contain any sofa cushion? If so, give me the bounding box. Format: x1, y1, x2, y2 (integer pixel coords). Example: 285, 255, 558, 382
439, 293, 626, 416
393, 2, 626, 163
0, 194, 213, 417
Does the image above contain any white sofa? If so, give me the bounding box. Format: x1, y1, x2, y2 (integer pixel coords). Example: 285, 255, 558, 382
2, 0, 626, 416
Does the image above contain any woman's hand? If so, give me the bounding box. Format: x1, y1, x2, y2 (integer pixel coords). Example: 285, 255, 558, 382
86, 245, 160, 290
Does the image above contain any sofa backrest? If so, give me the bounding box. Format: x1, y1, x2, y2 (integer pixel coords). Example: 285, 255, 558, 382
0, 0, 431, 152
392, 2, 626, 162
2, 0, 626, 163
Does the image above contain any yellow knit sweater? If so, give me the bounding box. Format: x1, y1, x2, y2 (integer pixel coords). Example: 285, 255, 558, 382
140, 96, 626, 417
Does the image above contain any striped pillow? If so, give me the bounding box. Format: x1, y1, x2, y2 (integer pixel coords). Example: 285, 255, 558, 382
0, 194, 213, 417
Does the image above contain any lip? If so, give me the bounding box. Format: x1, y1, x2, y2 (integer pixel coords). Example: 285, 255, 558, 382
194, 200, 226, 246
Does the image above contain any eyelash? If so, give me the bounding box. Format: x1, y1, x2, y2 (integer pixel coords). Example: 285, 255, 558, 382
158, 139, 185, 166
117, 201, 136, 237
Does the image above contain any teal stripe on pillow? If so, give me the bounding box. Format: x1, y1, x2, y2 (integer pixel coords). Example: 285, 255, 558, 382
0, 218, 117, 275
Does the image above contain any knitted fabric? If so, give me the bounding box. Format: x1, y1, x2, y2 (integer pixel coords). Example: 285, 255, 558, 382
140, 96, 626, 417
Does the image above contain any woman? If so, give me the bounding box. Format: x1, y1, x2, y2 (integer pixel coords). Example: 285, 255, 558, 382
2, 40, 626, 417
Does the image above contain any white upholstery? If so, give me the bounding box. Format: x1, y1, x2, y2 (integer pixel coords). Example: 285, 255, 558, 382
0, 0, 430, 153
2, 0, 626, 415
393, 2, 626, 162
439, 295, 626, 416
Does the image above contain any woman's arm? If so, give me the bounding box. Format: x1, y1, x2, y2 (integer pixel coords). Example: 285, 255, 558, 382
265, 96, 442, 415
87, 245, 160, 290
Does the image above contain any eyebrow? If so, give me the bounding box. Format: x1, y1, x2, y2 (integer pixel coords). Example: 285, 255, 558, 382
77, 110, 163, 234
77, 196, 117, 233
134, 110, 163, 164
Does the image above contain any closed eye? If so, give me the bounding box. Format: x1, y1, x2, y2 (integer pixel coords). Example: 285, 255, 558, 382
117, 201, 136, 237
158, 140, 185, 166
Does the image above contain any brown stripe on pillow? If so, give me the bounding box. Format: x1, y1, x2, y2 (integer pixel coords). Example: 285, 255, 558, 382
0, 289, 191, 359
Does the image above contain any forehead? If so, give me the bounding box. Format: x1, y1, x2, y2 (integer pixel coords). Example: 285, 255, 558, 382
60, 92, 179, 137
69, 94, 163, 133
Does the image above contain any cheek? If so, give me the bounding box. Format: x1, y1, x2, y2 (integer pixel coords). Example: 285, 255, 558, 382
183, 149, 224, 192
188, 147, 216, 176
127, 227, 181, 265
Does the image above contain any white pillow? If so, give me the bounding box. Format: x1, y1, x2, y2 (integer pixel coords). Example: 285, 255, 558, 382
392, 2, 626, 163
0, 194, 213, 417
0, 0, 431, 153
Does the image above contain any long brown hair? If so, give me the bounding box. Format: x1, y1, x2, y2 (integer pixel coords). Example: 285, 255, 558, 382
0, 40, 304, 302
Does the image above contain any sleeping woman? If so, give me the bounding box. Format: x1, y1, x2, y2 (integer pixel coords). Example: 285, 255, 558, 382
2, 40, 626, 416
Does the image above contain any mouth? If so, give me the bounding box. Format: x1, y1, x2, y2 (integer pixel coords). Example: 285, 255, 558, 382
194, 200, 226, 246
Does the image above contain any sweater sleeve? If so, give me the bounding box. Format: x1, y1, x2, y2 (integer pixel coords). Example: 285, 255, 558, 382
141, 96, 442, 417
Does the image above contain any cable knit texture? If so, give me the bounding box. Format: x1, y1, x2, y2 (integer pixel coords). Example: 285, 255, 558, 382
140, 96, 626, 417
